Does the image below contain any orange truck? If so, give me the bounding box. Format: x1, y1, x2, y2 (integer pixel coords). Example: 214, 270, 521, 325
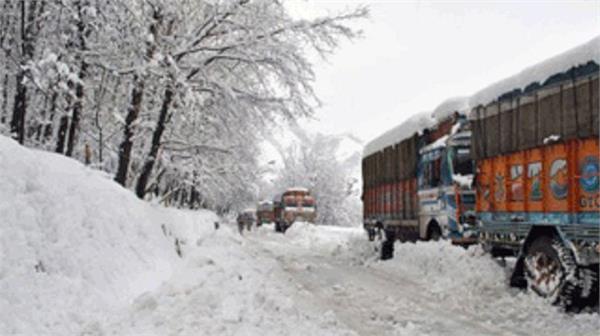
471, 41, 599, 310
361, 37, 599, 309
273, 188, 316, 232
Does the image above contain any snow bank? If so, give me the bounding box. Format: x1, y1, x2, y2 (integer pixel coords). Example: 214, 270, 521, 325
431, 96, 470, 122
469, 36, 600, 110
363, 111, 434, 158
0, 136, 363, 335
369, 241, 599, 335
284, 222, 378, 262
0, 136, 216, 334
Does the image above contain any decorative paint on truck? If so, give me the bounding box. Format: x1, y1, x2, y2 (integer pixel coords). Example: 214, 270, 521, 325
470, 40, 599, 310
362, 37, 599, 309
362, 109, 477, 259
417, 123, 477, 245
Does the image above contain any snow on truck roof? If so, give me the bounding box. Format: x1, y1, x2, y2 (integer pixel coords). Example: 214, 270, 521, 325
363, 36, 599, 158
363, 111, 434, 158
469, 36, 600, 114
431, 96, 470, 122
287, 187, 309, 192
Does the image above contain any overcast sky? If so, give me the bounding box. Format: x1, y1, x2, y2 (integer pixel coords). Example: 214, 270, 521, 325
290, 1, 600, 144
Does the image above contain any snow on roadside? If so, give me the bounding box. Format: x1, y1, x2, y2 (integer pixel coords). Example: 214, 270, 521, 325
0, 136, 358, 335
105, 224, 359, 336
262, 223, 599, 335
0, 136, 225, 334
283, 222, 377, 261
366, 240, 599, 335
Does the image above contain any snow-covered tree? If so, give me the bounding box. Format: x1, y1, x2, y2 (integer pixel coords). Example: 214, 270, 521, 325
269, 132, 362, 226
0, 0, 368, 213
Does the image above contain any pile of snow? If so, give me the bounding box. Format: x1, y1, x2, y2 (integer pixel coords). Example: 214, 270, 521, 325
369, 241, 600, 334
0, 136, 364, 335
431, 96, 470, 122
105, 225, 359, 336
284, 222, 364, 254
363, 111, 435, 158
452, 174, 474, 188
0, 135, 218, 334
382, 242, 503, 298
469, 35, 600, 111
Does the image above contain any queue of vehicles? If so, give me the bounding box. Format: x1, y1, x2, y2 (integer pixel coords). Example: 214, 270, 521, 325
237, 188, 316, 233
362, 38, 599, 310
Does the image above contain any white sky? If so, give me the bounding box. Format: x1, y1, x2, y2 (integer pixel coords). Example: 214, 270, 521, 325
289, 0, 600, 144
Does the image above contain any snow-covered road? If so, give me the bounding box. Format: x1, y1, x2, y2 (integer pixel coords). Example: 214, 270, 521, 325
241, 224, 599, 336
104, 221, 598, 336
251, 237, 521, 336
3, 135, 597, 336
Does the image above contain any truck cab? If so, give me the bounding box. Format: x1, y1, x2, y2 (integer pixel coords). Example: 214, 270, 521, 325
274, 188, 316, 232
417, 116, 478, 245
256, 201, 274, 226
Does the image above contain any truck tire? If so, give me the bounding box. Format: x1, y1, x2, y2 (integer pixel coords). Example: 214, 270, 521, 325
427, 223, 442, 241
523, 236, 584, 311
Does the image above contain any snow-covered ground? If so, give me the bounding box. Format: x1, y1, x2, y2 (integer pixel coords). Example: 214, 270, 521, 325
1, 135, 598, 335
251, 225, 599, 336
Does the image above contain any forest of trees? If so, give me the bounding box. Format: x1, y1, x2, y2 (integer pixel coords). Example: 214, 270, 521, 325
0, 0, 367, 214
266, 132, 363, 226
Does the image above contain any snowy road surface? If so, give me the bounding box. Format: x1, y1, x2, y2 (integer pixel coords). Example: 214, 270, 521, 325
104, 223, 598, 336
2, 133, 597, 336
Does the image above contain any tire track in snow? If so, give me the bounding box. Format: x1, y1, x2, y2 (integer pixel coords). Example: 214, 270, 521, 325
246, 233, 528, 336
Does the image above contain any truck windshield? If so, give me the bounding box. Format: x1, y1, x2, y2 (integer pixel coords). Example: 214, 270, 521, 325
452, 146, 473, 176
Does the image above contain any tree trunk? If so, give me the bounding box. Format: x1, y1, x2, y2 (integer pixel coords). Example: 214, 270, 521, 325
135, 86, 173, 198
114, 76, 145, 186
10, 1, 28, 144
114, 6, 162, 187
65, 61, 87, 157
43, 90, 58, 142
10, 0, 38, 144
55, 115, 69, 153
10, 71, 27, 144
65, 0, 88, 157
2, 73, 10, 125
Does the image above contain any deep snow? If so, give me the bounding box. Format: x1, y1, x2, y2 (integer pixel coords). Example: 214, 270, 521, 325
254, 224, 600, 336
468, 35, 600, 110
1, 135, 598, 335
0, 136, 357, 335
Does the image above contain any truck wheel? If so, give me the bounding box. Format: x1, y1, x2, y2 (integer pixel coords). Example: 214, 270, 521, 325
427, 223, 441, 241
578, 265, 599, 309
523, 236, 583, 310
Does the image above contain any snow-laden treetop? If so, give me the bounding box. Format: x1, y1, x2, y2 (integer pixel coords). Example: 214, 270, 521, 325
363, 111, 434, 158
431, 96, 470, 122
468, 35, 600, 113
